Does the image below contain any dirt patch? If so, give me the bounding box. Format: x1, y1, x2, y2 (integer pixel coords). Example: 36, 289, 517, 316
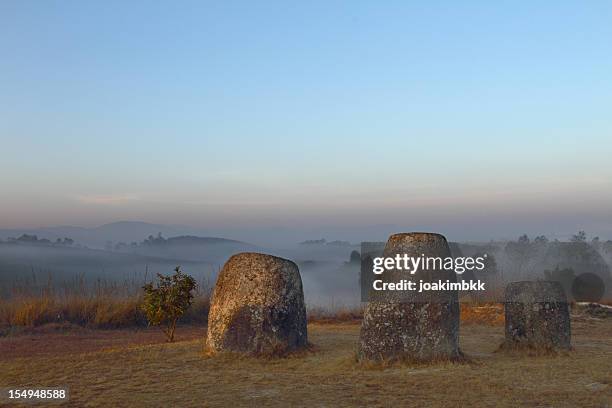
0, 324, 206, 361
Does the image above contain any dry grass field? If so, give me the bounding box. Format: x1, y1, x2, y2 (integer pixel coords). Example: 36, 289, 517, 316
1, 311, 611, 407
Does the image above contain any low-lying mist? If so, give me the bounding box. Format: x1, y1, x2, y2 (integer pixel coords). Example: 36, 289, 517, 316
1, 230, 611, 308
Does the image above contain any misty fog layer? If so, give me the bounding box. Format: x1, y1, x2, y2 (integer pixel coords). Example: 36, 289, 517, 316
1, 226, 611, 308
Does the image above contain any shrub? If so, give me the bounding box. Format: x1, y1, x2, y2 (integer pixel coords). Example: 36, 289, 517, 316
142, 266, 196, 342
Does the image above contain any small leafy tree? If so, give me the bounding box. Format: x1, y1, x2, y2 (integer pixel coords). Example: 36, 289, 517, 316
142, 266, 196, 342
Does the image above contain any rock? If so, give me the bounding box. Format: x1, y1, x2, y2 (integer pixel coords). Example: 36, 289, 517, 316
358, 232, 461, 362
585, 382, 608, 391
206, 252, 308, 356
575, 302, 612, 319
503, 281, 571, 351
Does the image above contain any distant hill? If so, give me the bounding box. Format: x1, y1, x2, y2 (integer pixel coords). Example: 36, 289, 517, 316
299, 239, 353, 247
0, 223, 263, 294
0, 221, 211, 249
164, 236, 245, 245
129, 235, 260, 264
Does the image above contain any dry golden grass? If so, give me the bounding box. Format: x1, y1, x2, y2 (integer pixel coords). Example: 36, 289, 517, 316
460, 303, 505, 326
0, 272, 212, 332
0, 285, 507, 334
307, 305, 363, 324
1, 317, 610, 407
0, 295, 210, 332
308, 302, 506, 326
0, 296, 145, 329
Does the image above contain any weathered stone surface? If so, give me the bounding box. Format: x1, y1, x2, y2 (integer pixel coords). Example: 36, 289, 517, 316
503, 281, 571, 351
206, 252, 308, 356
358, 232, 461, 362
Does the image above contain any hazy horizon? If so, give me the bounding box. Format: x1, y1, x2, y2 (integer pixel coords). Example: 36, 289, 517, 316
0, 219, 610, 248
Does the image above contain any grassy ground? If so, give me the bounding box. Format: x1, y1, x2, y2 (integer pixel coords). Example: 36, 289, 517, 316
1, 315, 610, 407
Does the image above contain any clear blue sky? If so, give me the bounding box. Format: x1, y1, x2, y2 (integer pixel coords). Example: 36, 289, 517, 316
1, 1, 611, 242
